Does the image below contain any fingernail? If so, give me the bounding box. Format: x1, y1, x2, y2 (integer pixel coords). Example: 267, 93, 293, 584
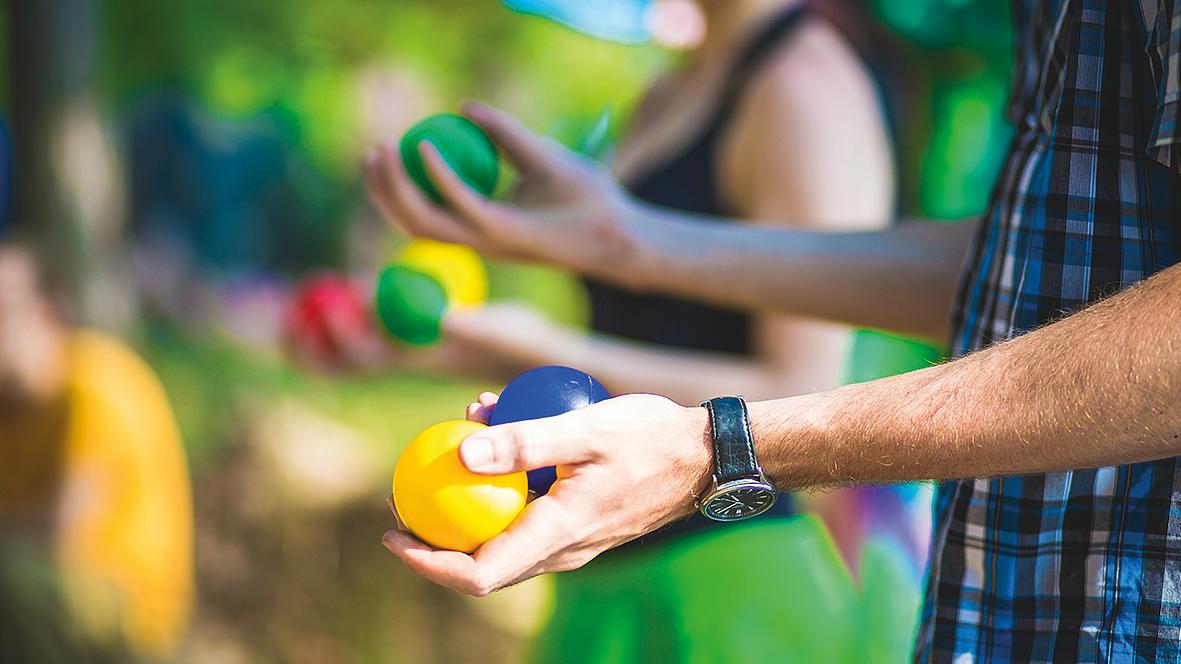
460, 437, 494, 471
382, 529, 399, 547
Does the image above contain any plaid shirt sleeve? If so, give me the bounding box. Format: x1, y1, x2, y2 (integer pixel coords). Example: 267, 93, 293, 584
1145, 0, 1181, 172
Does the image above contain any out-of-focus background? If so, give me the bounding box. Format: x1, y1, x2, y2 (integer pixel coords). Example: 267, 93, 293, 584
0, 0, 1012, 662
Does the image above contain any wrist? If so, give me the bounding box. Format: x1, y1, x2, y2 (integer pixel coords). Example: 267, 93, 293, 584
747, 393, 834, 491
695, 397, 781, 521
682, 405, 715, 509
603, 201, 662, 293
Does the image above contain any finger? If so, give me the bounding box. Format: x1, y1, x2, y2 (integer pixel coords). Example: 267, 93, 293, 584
462, 102, 565, 174
362, 149, 408, 235
465, 401, 488, 424
323, 307, 383, 368
389, 497, 573, 596
477, 391, 499, 409
381, 529, 492, 596
465, 391, 498, 424
375, 143, 480, 246
458, 413, 596, 475
418, 142, 508, 234
387, 496, 409, 531
440, 308, 500, 347
470, 496, 577, 587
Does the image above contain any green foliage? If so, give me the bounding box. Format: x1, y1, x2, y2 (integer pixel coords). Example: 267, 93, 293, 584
99, 0, 661, 179
870, 0, 1013, 53
143, 320, 490, 472
844, 0, 1015, 378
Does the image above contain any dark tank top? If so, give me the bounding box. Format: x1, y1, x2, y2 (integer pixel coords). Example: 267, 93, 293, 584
584, 7, 811, 355
602, 8, 813, 550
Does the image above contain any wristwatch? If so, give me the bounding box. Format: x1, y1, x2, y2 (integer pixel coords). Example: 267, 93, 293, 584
696, 396, 777, 522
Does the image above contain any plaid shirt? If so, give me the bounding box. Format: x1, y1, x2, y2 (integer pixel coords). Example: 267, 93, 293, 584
916, 1, 1181, 662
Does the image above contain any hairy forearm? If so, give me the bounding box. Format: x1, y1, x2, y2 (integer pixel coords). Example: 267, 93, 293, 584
621, 209, 976, 343
750, 264, 1181, 489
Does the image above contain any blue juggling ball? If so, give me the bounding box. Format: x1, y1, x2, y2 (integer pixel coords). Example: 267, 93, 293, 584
489, 365, 611, 495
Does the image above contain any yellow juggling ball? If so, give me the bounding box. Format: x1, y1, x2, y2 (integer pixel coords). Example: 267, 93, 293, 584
395, 239, 489, 309
393, 420, 527, 553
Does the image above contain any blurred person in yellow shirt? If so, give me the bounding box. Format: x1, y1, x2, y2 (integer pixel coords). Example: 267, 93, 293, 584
0, 244, 193, 662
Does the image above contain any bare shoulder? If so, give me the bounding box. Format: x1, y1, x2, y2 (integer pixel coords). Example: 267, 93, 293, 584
721, 17, 894, 229
744, 17, 881, 120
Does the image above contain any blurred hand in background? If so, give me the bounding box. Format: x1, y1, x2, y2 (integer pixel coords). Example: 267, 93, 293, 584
365, 103, 645, 285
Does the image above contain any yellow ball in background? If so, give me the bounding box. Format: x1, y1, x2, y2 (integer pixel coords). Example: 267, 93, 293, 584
393, 420, 527, 553
395, 239, 489, 309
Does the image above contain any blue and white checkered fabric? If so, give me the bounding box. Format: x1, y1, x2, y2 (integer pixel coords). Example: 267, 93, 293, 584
916, 1, 1181, 661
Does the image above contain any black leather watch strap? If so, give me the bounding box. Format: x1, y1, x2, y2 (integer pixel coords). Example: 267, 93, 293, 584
701, 396, 760, 483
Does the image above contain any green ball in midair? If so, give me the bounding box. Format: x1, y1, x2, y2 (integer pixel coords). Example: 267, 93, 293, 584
400, 113, 500, 205
374, 265, 448, 345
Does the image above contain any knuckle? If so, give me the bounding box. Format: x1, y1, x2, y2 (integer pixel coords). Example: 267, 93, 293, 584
466, 574, 496, 598
511, 431, 538, 469
581, 429, 605, 459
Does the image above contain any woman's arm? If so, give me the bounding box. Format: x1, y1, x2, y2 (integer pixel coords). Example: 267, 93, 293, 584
434, 20, 901, 406
442, 305, 836, 404
626, 203, 975, 344
364, 103, 975, 343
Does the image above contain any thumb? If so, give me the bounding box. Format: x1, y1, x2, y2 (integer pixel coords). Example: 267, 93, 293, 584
459, 416, 594, 475
439, 307, 482, 338
440, 305, 520, 347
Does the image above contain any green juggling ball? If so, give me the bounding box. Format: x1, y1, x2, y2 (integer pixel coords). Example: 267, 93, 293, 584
374, 265, 448, 345
400, 114, 499, 204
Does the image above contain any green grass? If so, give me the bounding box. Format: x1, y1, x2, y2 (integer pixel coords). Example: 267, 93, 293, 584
143, 321, 492, 472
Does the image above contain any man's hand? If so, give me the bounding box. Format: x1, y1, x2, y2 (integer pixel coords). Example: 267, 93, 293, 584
382, 393, 712, 596
363, 103, 646, 286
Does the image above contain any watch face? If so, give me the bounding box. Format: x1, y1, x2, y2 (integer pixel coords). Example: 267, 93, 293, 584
701, 484, 776, 522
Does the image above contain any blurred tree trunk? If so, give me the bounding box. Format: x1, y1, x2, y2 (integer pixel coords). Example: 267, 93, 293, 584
7, 0, 93, 295
7, 0, 133, 329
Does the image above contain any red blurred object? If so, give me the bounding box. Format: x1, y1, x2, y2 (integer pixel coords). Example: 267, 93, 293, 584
284, 275, 373, 367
